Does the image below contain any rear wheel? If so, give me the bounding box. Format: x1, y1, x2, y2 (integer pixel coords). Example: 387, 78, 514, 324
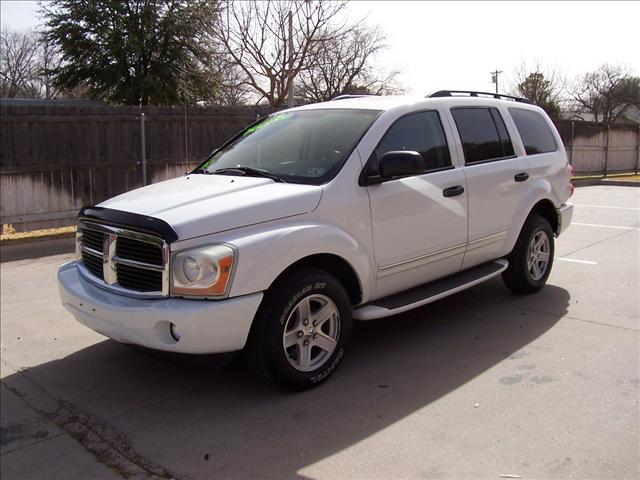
246, 268, 352, 390
502, 214, 554, 293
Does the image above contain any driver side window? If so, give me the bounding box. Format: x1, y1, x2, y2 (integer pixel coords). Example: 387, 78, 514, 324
373, 111, 452, 174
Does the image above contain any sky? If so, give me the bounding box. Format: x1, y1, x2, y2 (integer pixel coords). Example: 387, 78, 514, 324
1, 0, 639, 96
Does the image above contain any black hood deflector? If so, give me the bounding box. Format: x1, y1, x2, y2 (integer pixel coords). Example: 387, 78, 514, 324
78, 206, 179, 243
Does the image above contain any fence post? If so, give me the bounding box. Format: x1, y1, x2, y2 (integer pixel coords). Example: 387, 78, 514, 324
569, 121, 575, 166
89, 168, 94, 205
140, 112, 147, 185
603, 124, 610, 177
635, 125, 640, 175
183, 101, 188, 164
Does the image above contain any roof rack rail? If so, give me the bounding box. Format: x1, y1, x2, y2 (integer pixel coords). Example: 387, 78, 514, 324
428, 90, 533, 104
331, 94, 375, 101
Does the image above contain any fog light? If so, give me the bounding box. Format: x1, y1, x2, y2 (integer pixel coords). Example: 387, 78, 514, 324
169, 323, 181, 341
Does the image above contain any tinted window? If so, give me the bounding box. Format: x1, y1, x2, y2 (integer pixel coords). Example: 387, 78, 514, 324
490, 109, 515, 158
375, 111, 451, 172
197, 109, 379, 185
509, 108, 557, 155
451, 108, 515, 163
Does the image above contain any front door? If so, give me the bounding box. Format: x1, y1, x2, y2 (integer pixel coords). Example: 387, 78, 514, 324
364, 110, 468, 298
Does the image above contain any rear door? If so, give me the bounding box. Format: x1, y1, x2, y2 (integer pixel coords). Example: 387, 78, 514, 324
508, 106, 569, 200
365, 110, 468, 298
449, 106, 529, 269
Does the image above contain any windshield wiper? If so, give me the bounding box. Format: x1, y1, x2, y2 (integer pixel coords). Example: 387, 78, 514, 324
211, 167, 287, 183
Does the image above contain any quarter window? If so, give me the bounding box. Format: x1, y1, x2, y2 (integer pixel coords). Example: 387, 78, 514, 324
451, 108, 515, 164
374, 111, 451, 172
509, 108, 557, 155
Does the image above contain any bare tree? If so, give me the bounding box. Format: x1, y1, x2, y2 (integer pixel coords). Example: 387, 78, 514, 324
297, 24, 403, 103
0, 27, 63, 99
570, 64, 640, 123
508, 61, 565, 117
215, 0, 351, 107
199, 51, 253, 106
0, 28, 40, 98
212, 61, 253, 106
178, 55, 252, 107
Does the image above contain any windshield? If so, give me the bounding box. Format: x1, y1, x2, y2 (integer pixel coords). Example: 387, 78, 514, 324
195, 109, 380, 185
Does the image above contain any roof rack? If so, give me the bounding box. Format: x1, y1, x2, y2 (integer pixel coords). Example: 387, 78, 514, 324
331, 94, 375, 101
428, 90, 533, 104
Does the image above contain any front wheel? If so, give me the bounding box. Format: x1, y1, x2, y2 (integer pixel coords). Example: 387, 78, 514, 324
246, 268, 352, 390
502, 214, 555, 294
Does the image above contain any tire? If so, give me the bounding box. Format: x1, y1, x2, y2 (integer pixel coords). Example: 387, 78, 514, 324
502, 214, 555, 294
246, 267, 352, 390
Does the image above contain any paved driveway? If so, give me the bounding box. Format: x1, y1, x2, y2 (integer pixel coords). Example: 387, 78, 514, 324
1, 185, 638, 479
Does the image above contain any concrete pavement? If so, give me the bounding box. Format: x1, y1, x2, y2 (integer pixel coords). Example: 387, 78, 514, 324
1, 185, 638, 479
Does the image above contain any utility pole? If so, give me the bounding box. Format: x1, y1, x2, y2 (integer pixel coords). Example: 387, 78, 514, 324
287, 11, 294, 108
490, 69, 503, 94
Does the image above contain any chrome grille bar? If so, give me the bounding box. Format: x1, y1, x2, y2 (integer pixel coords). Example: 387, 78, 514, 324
103, 232, 117, 285
77, 219, 170, 297
82, 245, 103, 258
112, 256, 164, 272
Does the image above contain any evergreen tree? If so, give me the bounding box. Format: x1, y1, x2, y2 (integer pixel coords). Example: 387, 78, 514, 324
517, 72, 562, 117
42, 0, 220, 105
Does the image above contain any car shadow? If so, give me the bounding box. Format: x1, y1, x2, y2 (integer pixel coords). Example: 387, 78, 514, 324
1, 279, 570, 479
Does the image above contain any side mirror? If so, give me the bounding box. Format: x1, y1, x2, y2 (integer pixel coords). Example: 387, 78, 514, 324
379, 151, 425, 179
358, 150, 426, 186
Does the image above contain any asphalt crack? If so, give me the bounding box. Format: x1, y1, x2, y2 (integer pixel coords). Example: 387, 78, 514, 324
1, 366, 178, 480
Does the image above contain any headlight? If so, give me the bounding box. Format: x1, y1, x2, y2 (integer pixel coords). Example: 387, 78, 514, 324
171, 244, 236, 297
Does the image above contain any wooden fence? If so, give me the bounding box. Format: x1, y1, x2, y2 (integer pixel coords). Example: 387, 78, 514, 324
1, 104, 270, 231
554, 120, 640, 176
1, 105, 638, 232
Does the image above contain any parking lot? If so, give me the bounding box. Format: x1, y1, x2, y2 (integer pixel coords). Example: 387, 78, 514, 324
1, 185, 638, 480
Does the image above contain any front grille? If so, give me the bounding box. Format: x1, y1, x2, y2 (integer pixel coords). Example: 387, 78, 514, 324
81, 250, 104, 280
80, 228, 105, 279
116, 237, 163, 266
82, 229, 104, 252
116, 263, 163, 291
78, 222, 167, 295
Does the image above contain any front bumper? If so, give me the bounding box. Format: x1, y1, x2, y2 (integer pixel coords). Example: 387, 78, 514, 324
58, 261, 263, 354
556, 203, 574, 236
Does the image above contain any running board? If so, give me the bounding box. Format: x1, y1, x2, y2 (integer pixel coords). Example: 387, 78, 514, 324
353, 259, 508, 320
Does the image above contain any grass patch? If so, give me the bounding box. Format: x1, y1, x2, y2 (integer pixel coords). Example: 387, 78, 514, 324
574, 173, 640, 181
1, 225, 76, 242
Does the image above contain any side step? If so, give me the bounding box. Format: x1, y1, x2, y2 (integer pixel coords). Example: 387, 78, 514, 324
353, 259, 508, 321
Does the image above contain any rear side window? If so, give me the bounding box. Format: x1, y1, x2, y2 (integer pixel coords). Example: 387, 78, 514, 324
375, 111, 451, 172
509, 108, 557, 155
451, 108, 515, 164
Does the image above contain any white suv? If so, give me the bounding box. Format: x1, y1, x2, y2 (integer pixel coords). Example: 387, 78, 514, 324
58, 90, 574, 390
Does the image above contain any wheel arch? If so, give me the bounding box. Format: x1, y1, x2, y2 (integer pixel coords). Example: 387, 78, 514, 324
225, 222, 374, 303
530, 199, 559, 234
268, 253, 363, 306
503, 178, 562, 254
504, 197, 559, 255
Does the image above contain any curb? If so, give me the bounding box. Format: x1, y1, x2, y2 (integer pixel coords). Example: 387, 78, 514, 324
574, 178, 640, 188
599, 180, 640, 187
0, 234, 75, 262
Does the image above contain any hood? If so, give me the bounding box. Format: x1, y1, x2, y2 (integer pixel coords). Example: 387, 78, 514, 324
98, 174, 323, 240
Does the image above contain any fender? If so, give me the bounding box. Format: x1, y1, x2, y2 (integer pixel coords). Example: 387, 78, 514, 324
503, 178, 561, 254
219, 222, 375, 302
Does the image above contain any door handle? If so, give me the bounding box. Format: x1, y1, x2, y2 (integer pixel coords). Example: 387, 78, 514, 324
443, 185, 465, 197
514, 172, 529, 182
